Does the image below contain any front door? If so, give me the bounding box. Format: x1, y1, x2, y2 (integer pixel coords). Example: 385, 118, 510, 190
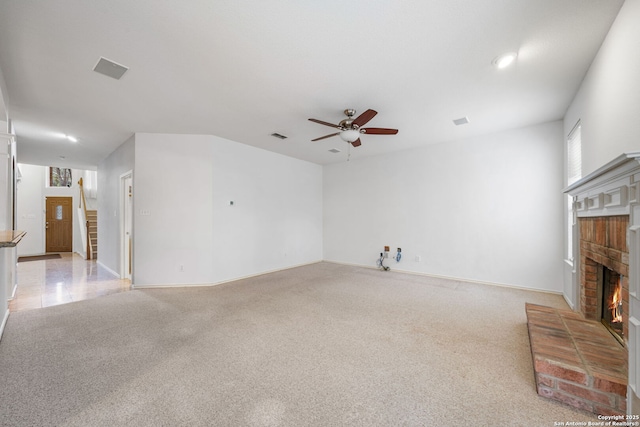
46, 196, 73, 252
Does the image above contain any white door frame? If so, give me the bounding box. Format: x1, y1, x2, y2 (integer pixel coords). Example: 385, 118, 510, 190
119, 170, 133, 280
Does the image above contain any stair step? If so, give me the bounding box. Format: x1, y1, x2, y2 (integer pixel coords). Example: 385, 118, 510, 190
86, 208, 97, 260
86, 209, 97, 260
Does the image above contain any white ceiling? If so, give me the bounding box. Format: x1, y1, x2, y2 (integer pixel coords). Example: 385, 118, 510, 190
0, 0, 625, 169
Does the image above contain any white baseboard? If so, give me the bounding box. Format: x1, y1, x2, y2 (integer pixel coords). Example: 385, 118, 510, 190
127, 258, 562, 296
96, 261, 121, 279
132, 260, 323, 289
323, 259, 564, 295
0, 308, 10, 343
563, 294, 575, 310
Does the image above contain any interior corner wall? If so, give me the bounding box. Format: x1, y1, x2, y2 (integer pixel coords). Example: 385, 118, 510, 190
563, 0, 640, 176
133, 133, 322, 286
323, 121, 564, 292
97, 135, 135, 275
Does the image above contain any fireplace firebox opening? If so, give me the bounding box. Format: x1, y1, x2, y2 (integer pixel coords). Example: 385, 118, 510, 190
600, 266, 624, 346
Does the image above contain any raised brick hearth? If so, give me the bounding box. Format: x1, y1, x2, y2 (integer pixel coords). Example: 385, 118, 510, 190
526, 303, 627, 415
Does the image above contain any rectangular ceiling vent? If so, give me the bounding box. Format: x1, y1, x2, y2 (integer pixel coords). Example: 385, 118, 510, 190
453, 116, 470, 126
93, 57, 129, 80
270, 133, 288, 140
328, 148, 341, 153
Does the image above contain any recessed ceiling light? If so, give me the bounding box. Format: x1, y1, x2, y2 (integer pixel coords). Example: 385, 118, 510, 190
55, 133, 78, 142
453, 117, 470, 126
492, 52, 517, 69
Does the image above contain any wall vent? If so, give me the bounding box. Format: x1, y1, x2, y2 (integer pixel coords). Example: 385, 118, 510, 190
270, 133, 288, 139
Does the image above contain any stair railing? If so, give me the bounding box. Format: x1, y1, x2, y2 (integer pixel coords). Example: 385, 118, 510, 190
78, 177, 93, 259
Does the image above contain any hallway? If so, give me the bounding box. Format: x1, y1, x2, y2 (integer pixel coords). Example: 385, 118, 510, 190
9, 253, 131, 312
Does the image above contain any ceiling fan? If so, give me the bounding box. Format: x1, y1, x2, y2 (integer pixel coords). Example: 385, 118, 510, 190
308, 109, 398, 147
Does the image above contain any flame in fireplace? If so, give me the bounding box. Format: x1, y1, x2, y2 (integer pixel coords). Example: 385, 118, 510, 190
609, 277, 623, 323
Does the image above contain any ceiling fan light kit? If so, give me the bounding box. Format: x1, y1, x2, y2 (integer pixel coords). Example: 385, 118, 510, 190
339, 129, 360, 142
308, 109, 398, 148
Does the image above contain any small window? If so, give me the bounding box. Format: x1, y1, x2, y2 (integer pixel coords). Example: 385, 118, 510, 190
567, 122, 582, 186
49, 167, 72, 187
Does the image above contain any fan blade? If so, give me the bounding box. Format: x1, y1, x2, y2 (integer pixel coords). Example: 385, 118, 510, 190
311, 132, 339, 142
361, 127, 398, 135
352, 109, 377, 127
351, 138, 362, 147
308, 118, 340, 129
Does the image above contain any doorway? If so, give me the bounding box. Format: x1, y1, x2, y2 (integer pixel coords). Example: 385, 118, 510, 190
45, 196, 73, 252
120, 171, 133, 280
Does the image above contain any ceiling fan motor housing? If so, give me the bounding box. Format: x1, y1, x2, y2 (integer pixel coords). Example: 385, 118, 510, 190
340, 109, 357, 129
339, 118, 355, 129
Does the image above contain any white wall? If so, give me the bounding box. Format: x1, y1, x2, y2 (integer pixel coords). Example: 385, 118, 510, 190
0, 64, 8, 123
132, 133, 322, 286
15, 164, 44, 255
564, 0, 640, 176
0, 133, 11, 230
211, 135, 323, 283
97, 135, 135, 275
324, 121, 564, 292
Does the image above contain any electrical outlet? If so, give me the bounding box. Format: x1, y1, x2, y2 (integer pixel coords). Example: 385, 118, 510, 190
415, 255, 421, 262
179, 265, 185, 272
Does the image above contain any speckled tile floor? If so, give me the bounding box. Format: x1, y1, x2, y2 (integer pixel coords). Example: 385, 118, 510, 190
9, 253, 131, 312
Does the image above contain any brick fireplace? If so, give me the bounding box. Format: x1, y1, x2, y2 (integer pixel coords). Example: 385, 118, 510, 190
527, 153, 640, 416
579, 216, 629, 343
526, 216, 630, 415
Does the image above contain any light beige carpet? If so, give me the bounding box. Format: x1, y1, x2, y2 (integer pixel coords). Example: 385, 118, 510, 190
0, 262, 598, 426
